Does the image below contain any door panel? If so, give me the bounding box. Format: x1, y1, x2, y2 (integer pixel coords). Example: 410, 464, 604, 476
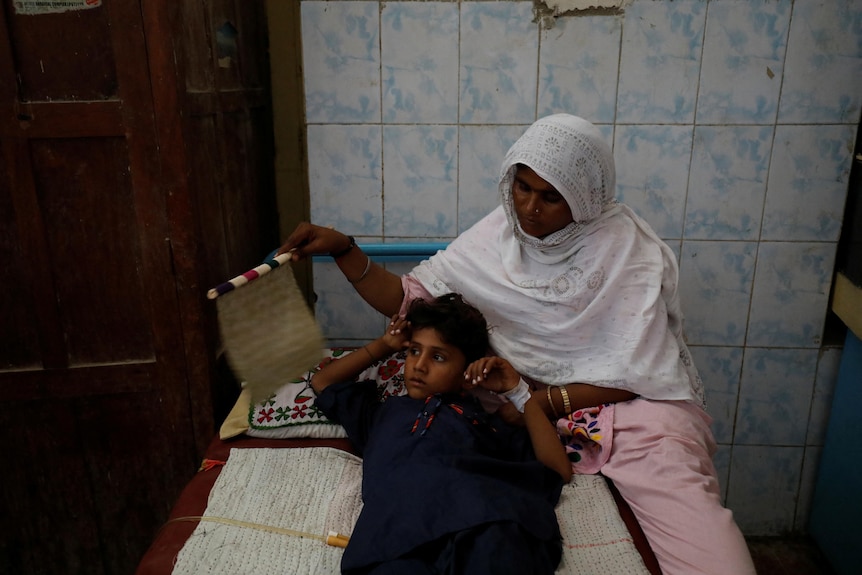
0, 150, 41, 369
3, 403, 101, 574
0, 1, 279, 572
29, 137, 153, 365
0, 1, 198, 573
5, 5, 118, 101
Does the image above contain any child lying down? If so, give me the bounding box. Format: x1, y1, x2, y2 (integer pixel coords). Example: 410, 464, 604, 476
312, 293, 572, 575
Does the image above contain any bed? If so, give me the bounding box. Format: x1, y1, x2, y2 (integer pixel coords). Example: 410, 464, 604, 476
134, 348, 661, 575
135, 245, 661, 575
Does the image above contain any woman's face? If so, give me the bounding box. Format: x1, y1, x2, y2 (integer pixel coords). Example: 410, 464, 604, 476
511, 165, 574, 239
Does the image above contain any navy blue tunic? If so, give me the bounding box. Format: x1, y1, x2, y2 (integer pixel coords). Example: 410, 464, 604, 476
316, 379, 564, 574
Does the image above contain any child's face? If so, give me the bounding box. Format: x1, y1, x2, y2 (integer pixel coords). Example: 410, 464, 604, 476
403, 327, 468, 400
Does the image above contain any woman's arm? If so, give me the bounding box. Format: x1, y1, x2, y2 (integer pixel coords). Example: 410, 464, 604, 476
312, 316, 409, 394
537, 383, 636, 419
332, 244, 405, 317
279, 223, 405, 317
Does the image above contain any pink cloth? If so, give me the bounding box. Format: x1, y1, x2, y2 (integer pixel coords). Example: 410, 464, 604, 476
556, 402, 614, 475
602, 399, 755, 575
399, 275, 432, 316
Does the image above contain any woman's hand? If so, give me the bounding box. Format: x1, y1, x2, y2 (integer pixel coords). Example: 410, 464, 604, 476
278, 222, 406, 318
464, 356, 520, 394
277, 222, 352, 261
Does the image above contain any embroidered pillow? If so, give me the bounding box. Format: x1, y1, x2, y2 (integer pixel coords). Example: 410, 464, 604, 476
219, 348, 407, 440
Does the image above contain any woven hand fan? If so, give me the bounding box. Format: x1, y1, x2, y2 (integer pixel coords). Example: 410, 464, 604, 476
208, 252, 325, 405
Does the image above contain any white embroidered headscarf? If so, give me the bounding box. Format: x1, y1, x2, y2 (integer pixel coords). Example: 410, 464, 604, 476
500, 114, 618, 263
409, 114, 704, 405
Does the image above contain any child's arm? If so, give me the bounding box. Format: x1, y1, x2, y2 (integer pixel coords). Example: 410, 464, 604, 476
522, 396, 573, 482
466, 357, 572, 482
311, 315, 409, 395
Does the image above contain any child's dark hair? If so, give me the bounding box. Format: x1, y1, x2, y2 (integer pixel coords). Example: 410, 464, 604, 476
405, 294, 489, 364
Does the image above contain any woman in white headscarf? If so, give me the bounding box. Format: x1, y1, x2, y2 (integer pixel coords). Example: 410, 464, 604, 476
281, 114, 755, 575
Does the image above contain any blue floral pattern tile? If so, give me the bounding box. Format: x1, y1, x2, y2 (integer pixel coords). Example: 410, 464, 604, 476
381, 2, 459, 123
459, 2, 538, 124
696, 0, 791, 124
302, 1, 381, 123
614, 125, 693, 238
307, 125, 382, 236
685, 126, 772, 241
734, 347, 818, 446
538, 14, 621, 123
727, 445, 804, 535
747, 242, 836, 348
761, 124, 855, 242
679, 241, 756, 346
778, 0, 862, 124
617, 0, 706, 124
383, 125, 458, 237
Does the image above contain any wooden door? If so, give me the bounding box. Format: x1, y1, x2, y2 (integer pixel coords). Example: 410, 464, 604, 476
0, 2, 201, 573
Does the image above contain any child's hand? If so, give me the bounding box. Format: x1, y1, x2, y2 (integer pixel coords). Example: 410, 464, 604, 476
379, 314, 410, 353
464, 356, 520, 394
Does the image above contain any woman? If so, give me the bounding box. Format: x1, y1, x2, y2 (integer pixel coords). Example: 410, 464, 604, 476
281, 114, 755, 574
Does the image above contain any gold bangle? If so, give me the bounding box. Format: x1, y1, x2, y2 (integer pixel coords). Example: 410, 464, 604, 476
559, 385, 572, 415
546, 386, 560, 418
348, 254, 372, 284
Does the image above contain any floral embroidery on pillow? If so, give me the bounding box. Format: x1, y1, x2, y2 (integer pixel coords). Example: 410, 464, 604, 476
245, 348, 407, 438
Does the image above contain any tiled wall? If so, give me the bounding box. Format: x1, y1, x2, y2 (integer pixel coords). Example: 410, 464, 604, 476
294, 0, 862, 536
